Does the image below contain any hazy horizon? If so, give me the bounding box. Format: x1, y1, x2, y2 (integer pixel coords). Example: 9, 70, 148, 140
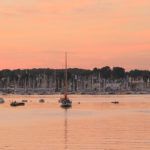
0, 0, 150, 70
0, 66, 149, 72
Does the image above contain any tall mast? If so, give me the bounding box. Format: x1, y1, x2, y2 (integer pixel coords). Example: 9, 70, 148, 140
64, 52, 68, 99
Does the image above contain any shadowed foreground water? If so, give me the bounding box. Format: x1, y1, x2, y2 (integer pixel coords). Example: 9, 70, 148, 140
0, 95, 150, 150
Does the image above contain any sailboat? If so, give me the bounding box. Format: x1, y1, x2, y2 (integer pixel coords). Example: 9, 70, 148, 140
59, 52, 72, 108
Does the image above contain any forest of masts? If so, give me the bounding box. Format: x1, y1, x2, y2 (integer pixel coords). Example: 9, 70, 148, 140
0, 66, 150, 94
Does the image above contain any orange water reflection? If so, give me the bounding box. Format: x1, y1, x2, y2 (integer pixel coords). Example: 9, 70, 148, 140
0, 95, 150, 150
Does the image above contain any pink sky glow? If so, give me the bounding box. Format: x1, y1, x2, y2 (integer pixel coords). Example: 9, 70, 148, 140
0, 0, 150, 70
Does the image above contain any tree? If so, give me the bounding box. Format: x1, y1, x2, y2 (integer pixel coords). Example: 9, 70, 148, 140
129, 70, 142, 78
100, 66, 111, 79
112, 67, 125, 79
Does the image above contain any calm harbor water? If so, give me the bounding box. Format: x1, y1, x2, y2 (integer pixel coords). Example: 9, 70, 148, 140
0, 95, 150, 150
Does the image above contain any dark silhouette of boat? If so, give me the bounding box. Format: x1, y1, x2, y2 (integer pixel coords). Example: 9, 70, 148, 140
10, 101, 25, 107
0, 98, 5, 104
60, 97, 72, 108
111, 101, 119, 104
39, 99, 45, 103
59, 52, 72, 108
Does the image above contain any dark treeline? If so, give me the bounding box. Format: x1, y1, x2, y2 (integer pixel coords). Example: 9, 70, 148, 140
92, 66, 150, 81
0, 66, 150, 79
0, 66, 149, 94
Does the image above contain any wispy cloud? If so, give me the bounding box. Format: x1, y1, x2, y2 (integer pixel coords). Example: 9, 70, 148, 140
0, 0, 116, 16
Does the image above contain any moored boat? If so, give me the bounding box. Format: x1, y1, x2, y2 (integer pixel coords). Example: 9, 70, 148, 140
10, 101, 25, 107
111, 101, 119, 104
59, 52, 72, 108
39, 99, 45, 103
0, 98, 5, 104
60, 96, 72, 108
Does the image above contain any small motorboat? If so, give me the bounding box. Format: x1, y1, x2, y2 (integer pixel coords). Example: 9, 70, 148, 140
111, 101, 119, 104
39, 99, 45, 103
10, 101, 25, 107
0, 98, 5, 104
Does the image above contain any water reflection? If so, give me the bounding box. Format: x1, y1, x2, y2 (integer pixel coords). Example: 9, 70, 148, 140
64, 109, 68, 150
1, 95, 150, 150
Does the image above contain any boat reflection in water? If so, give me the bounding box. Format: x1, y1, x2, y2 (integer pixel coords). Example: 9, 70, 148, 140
64, 109, 68, 150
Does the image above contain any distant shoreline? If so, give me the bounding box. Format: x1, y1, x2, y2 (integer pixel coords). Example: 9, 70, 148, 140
0, 91, 150, 96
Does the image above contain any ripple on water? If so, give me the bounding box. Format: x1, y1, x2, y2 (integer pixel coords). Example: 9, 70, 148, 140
0, 95, 150, 150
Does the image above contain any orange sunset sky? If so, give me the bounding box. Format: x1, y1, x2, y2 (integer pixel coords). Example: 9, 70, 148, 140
0, 0, 150, 70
